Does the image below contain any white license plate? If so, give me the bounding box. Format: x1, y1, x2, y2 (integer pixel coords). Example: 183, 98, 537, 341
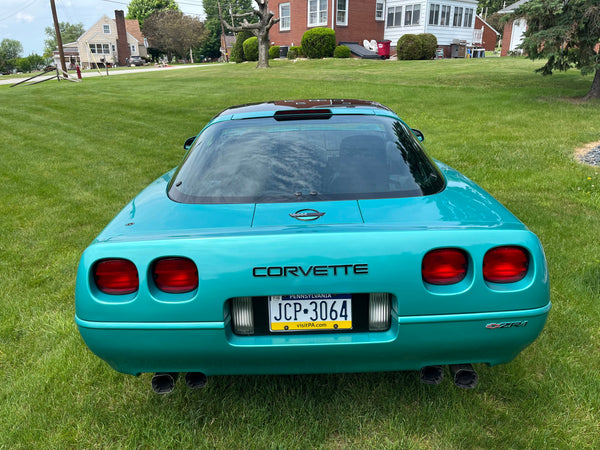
268, 294, 352, 332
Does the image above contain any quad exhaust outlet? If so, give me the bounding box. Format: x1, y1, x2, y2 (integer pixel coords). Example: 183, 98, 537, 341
151, 372, 208, 393
420, 364, 478, 389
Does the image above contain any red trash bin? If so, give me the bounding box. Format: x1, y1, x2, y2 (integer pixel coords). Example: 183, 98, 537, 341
377, 40, 391, 59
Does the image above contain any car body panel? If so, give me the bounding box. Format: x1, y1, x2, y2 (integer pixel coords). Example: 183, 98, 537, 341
75, 100, 550, 378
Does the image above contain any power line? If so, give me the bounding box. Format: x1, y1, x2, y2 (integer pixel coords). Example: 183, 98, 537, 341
0, 0, 40, 24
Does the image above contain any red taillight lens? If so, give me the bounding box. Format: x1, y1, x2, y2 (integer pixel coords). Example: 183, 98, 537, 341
153, 258, 198, 293
483, 246, 529, 283
94, 259, 139, 295
422, 248, 468, 285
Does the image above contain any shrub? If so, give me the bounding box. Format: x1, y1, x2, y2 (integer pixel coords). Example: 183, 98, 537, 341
230, 31, 253, 63
242, 37, 259, 61
419, 33, 438, 60
301, 27, 336, 59
287, 46, 304, 59
334, 45, 352, 58
269, 45, 280, 59
397, 34, 422, 60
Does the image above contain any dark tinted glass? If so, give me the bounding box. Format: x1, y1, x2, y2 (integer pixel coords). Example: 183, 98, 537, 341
169, 115, 444, 204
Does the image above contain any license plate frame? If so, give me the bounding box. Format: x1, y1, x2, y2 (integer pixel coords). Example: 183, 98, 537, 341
268, 294, 352, 332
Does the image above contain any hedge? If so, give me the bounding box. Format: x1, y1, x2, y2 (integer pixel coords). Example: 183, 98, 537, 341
334, 45, 352, 58
269, 45, 280, 59
301, 27, 336, 58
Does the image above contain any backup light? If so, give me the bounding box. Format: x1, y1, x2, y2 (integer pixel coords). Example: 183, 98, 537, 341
153, 257, 198, 293
369, 293, 391, 331
422, 248, 468, 285
94, 259, 139, 295
231, 297, 254, 335
483, 246, 529, 283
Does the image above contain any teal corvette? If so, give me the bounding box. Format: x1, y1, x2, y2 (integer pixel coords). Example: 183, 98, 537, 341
75, 100, 550, 393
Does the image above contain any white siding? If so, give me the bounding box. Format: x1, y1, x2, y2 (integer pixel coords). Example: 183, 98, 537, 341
384, 0, 478, 46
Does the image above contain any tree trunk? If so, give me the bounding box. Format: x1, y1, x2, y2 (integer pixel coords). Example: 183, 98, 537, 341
256, 33, 270, 68
584, 69, 600, 100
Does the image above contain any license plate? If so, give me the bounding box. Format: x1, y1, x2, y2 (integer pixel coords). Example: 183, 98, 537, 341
268, 294, 352, 332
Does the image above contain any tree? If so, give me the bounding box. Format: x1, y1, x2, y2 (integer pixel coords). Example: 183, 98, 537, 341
515, 0, 600, 100
201, 0, 254, 60
222, 0, 280, 68
0, 39, 23, 74
43, 22, 85, 58
143, 10, 207, 61
16, 54, 48, 73
126, 0, 179, 28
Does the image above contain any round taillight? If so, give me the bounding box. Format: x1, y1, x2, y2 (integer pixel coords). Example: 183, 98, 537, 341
483, 246, 529, 283
94, 259, 139, 295
153, 258, 198, 293
422, 248, 468, 285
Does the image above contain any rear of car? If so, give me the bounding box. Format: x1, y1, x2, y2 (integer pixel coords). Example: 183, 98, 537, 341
75, 100, 550, 389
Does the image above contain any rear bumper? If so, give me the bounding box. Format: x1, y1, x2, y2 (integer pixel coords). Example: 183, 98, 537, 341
75, 302, 550, 376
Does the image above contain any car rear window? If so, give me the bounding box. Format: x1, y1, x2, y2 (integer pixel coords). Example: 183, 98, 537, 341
168, 114, 445, 204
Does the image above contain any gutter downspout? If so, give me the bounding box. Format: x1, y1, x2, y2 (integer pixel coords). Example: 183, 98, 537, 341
331, 0, 335, 30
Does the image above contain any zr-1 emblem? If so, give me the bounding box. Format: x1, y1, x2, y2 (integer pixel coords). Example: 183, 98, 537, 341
486, 321, 528, 329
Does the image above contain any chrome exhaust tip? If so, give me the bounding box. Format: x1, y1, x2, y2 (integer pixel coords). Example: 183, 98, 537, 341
185, 372, 208, 389
420, 365, 444, 385
449, 364, 478, 389
151, 372, 179, 394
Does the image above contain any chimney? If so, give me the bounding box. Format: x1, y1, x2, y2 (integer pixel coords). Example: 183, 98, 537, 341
115, 10, 130, 66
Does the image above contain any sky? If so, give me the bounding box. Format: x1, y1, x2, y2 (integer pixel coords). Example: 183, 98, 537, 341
0, 0, 206, 56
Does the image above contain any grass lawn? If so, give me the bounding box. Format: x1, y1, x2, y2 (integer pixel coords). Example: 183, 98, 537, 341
1, 57, 599, 448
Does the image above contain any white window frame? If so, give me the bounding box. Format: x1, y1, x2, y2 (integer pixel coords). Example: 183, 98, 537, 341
404, 4, 420, 26
308, 0, 328, 27
89, 43, 110, 54
463, 8, 474, 27
453, 7, 463, 27
440, 5, 451, 26
131, 44, 136, 53
336, 0, 348, 26
376, 1, 385, 21
103, 24, 110, 34
387, 6, 402, 27
429, 4, 440, 25
279, 3, 291, 31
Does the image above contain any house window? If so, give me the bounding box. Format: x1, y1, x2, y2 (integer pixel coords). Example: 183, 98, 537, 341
387, 6, 402, 27
404, 4, 420, 26
279, 3, 291, 30
112, 44, 116, 52
308, 0, 328, 27
89, 43, 110, 54
453, 7, 463, 27
429, 4, 440, 25
103, 24, 110, 34
463, 8, 474, 27
376, 1, 385, 21
440, 5, 451, 26
131, 45, 136, 53
336, 0, 348, 26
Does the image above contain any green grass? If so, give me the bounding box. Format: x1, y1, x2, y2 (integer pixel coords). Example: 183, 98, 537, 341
1, 57, 600, 448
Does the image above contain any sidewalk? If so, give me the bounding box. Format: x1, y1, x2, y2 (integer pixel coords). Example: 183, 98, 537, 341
0, 63, 223, 86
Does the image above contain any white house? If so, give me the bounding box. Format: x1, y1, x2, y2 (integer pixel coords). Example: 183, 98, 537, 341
53, 11, 147, 70
383, 0, 478, 56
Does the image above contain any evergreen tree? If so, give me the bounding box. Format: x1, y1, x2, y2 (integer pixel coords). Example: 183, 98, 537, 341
515, 0, 600, 100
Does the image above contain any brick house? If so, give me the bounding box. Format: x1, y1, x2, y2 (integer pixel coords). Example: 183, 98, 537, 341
53, 10, 147, 69
269, 0, 480, 58
473, 15, 499, 52
498, 0, 529, 57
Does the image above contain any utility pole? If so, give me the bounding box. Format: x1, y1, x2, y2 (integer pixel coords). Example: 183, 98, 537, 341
50, 0, 67, 77
217, 1, 229, 62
